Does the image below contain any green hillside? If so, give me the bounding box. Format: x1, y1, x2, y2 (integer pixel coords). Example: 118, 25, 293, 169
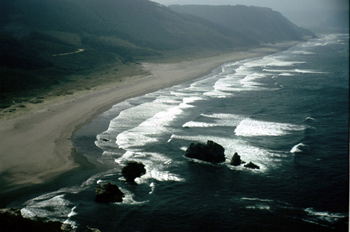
0, 0, 314, 110
169, 5, 316, 43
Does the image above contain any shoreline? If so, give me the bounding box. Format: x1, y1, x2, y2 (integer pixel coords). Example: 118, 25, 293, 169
0, 41, 299, 199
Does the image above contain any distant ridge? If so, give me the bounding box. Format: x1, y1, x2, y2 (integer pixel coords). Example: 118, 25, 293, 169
0, 0, 315, 103
0, 0, 256, 57
169, 4, 315, 43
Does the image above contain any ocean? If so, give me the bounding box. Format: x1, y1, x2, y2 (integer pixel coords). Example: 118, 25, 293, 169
17, 33, 349, 231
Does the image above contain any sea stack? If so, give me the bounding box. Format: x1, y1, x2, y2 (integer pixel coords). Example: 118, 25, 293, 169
122, 161, 146, 183
185, 140, 226, 163
244, 162, 260, 170
230, 152, 245, 166
95, 183, 125, 203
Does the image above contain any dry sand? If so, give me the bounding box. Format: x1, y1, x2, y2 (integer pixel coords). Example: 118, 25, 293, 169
0, 41, 299, 193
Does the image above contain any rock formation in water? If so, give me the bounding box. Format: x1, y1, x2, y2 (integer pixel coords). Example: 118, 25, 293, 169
185, 140, 226, 163
122, 161, 146, 183
0, 207, 65, 231
95, 182, 124, 203
1, 207, 101, 231
230, 152, 245, 166
244, 162, 260, 169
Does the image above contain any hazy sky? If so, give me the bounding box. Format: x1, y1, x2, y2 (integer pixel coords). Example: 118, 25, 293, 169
152, 0, 349, 12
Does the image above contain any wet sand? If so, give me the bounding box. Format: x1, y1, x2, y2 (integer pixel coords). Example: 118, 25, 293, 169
0, 41, 299, 194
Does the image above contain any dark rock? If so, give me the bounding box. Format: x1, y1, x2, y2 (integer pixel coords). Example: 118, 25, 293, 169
0, 208, 100, 231
230, 152, 245, 166
185, 140, 226, 163
95, 182, 125, 203
0, 207, 63, 232
122, 161, 146, 183
244, 162, 260, 169
61, 223, 75, 231
0, 208, 21, 217
85, 226, 101, 232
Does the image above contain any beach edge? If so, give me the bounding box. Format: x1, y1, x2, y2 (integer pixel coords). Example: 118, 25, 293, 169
0, 41, 300, 201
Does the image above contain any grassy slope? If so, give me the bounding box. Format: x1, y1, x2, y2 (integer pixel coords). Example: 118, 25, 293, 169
0, 0, 312, 114
0, 0, 257, 113
169, 5, 316, 43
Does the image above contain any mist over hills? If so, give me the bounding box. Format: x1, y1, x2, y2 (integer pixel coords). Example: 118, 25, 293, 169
169, 5, 314, 43
0, 0, 315, 105
284, 9, 350, 33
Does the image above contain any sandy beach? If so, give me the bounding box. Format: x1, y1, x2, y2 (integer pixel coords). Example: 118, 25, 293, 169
0, 41, 299, 195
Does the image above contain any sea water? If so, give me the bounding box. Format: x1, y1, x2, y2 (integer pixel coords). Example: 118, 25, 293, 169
18, 34, 349, 231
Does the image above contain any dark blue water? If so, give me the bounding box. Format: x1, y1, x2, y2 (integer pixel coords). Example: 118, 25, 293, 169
19, 34, 349, 231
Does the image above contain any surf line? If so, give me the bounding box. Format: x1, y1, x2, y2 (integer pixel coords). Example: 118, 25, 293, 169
52, 48, 85, 57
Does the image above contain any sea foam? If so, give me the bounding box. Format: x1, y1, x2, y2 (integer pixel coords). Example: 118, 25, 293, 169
182, 113, 243, 128
235, 118, 306, 137
290, 143, 308, 153
304, 208, 347, 224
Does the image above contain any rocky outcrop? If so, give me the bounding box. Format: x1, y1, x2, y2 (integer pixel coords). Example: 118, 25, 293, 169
122, 161, 146, 183
85, 226, 102, 232
230, 152, 245, 166
0, 207, 21, 217
185, 140, 226, 163
0, 207, 63, 231
95, 182, 124, 203
244, 162, 260, 169
0, 208, 101, 231
230, 153, 260, 169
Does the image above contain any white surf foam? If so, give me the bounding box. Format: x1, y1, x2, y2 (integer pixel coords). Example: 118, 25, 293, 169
304, 208, 347, 223
182, 113, 244, 128
240, 72, 267, 87
294, 69, 326, 74
115, 187, 149, 206
235, 118, 306, 137
183, 121, 217, 128
305, 117, 316, 121
212, 79, 237, 95
143, 169, 185, 182
239, 55, 305, 69
245, 204, 271, 211
114, 151, 184, 184
115, 96, 202, 151
300, 34, 339, 48
291, 51, 314, 55
21, 194, 73, 222
200, 73, 242, 97
263, 56, 305, 67
67, 206, 77, 218
278, 72, 294, 76
241, 197, 273, 202
201, 113, 243, 119
290, 143, 308, 153
149, 182, 155, 194
263, 68, 324, 74
20, 208, 37, 218
301, 41, 330, 47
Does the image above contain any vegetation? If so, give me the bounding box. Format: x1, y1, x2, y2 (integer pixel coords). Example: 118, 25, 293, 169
169, 5, 315, 43
0, 0, 314, 112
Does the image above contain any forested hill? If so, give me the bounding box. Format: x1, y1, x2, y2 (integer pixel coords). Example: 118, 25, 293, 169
169, 5, 315, 43
0, 0, 315, 104
1, 0, 314, 62
0, 0, 256, 64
